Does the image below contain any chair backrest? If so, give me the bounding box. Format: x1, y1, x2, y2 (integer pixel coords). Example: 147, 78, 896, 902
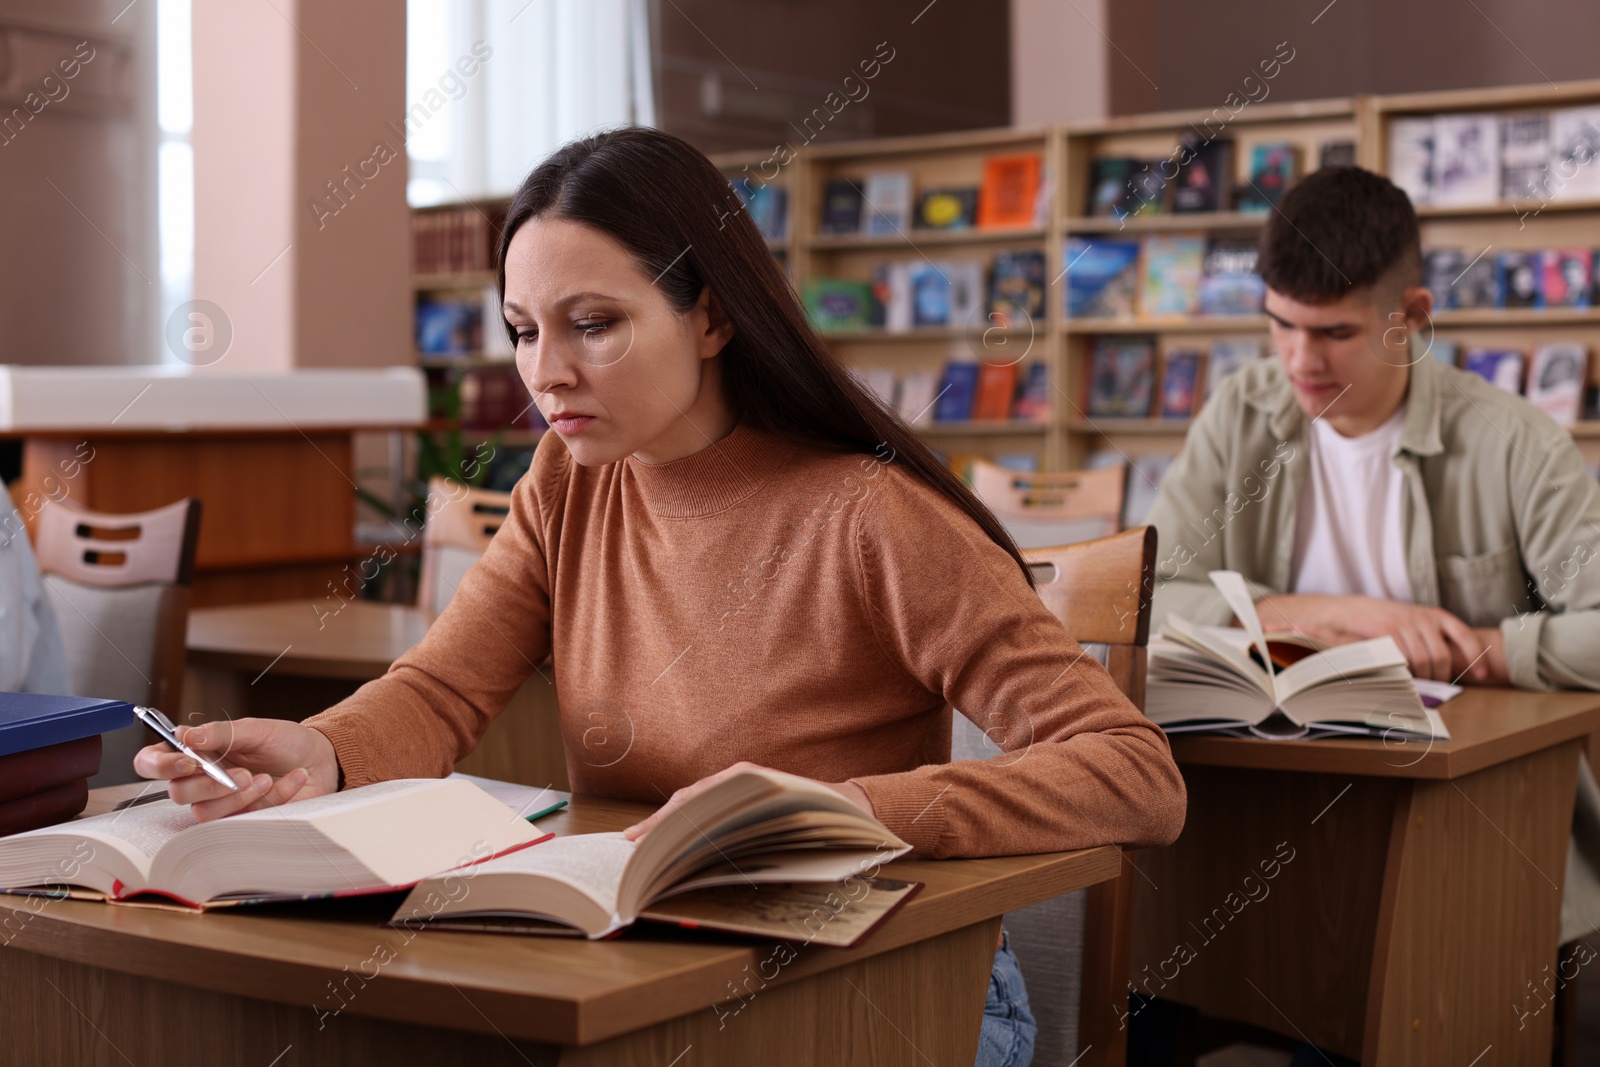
416, 477, 511, 618
969, 460, 1125, 549
951, 525, 1155, 1067
34, 497, 201, 787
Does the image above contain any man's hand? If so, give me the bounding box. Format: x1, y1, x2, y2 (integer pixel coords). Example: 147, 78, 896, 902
622, 760, 875, 842
1253, 594, 1492, 684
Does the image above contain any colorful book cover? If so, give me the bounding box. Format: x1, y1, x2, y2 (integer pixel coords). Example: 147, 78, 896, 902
989, 249, 1047, 328
1495, 251, 1541, 308
934, 362, 981, 421
1123, 163, 1170, 218
1172, 139, 1234, 213
1421, 248, 1464, 310
1237, 142, 1299, 213
1540, 249, 1594, 308
973, 362, 1021, 421
910, 263, 951, 327
897, 368, 939, 425
1086, 336, 1156, 418
1139, 234, 1207, 318
915, 187, 978, 229
1527, 343, 1588, 425
802, 279, 876, 331
1454, 255, 1498, 308
819, 179, 864, 235
1159, 351, 1203, 418
1086, 157, 1140, 216
976, 154, 1042, 228
1012, 362, 1051, 423
862, 171, 914, 236
1205, 337, 1264, 398
730, 178, 788, 240
1064, 238, 1139, 320
1197, 239, 1265, 316
1465, 348, 1527, 393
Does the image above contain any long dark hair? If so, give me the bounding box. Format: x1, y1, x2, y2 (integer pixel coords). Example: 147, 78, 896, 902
496, 126, 1033, 587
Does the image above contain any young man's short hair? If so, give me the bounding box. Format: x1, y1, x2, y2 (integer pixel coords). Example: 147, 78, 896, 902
1257, 166, 1422, 304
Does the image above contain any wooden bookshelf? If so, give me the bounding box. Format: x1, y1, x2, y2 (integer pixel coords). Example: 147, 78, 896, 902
406, 79, 1600, 477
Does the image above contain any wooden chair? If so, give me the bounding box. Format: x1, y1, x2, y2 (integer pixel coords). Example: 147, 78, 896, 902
33, 497, 202, 787
951, 525, 1156, 1066
415, 477, 511, 619
969, 459, 1126, 549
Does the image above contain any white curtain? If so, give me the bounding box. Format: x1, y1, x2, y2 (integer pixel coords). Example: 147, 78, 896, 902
407, 0, 656, 205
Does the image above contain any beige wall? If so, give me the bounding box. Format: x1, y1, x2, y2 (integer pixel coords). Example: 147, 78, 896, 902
0, 1, 157, 365
191, 0, 409, 372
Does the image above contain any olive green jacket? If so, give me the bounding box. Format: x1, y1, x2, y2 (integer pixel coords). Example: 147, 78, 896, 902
1144, 353, 1600, 692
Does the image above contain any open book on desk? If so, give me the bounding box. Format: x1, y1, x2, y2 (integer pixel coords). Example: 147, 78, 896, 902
0, 778, 545, 909
398, 766, 916, 945
1147, 571, 1451, 742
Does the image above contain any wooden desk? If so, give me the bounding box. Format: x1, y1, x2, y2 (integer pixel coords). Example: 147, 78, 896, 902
0, 786, 1122, 1066
1132, 689, 1600, 1066
184, 599, 565, 790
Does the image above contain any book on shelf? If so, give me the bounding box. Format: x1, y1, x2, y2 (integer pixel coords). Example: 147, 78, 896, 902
398, 767, 913, 943
1454, 253, 1499, 308
1318, 139, 1357, 170
1527, 343, 1589, 425
1465, 347, 1526, 393
1122, 454, 1173, 527
947, 261, 987, 327
0, 778, 544, 910
1197, 238, 1265, 316
910, 263, 952, 327
1496, 251, 1541, 308
934, 361, 981, 421
1158, 350, 1203, 418
873, 261, 912, 332
803, 279, 876, 331
1086, 157, 1141, 217
820, 179, 865, 235
1540, 249, 1594, 308
1086, 335, 1155, 418
1064, 237, 1139, 320
1388, 117, 1436, 205
850, 367, 899, 411
1012, 361, 1051, 424
972, 362, 1021, 421
1500, 111, 1552, 202
1431, 112, 1500, 208
412, 203, 506, 276
730, 177, 789, 240
897, 369, 939, 425
1171, 138, 1233, 213
1421, 248, 1465, 310
1139, 234, 1207, 318
1205, 337, 1264, 398
1548, 106, 1600, 202
1148, 571, 1450, 741
1237, 142, 1299, 213
976, 153, 1043, 229
915, 187, 979, 230
416, 289, 503, 356
987, 249, 1047, 328
862, 171, 914, 236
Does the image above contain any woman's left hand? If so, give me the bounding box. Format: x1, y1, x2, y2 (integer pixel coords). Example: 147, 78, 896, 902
622, 760, 875, 841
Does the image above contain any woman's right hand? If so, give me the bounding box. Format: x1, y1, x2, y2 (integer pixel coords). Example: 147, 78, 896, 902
132, 717, 341, 822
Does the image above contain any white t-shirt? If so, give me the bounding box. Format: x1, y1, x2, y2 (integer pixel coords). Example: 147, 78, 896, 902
1289, 406, 1412, 602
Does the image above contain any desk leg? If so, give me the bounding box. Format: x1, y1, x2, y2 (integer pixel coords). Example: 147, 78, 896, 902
556, 917, 1000, 1067
1363, 740, 1580, 1066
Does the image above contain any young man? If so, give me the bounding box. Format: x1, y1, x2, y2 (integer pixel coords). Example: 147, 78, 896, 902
1147, 165, 1600, 693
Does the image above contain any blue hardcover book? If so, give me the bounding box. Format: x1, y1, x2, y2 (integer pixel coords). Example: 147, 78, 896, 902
0, 693, 135, 758
1065, 237, 1140, 319
934, 362, 980, 422
910, 263, 952, 327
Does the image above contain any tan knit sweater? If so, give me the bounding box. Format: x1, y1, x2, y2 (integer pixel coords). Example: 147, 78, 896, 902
304, 420, 1186, 858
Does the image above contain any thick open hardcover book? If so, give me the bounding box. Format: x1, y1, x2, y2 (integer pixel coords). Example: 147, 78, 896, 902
0, 778, 545, 908
397, 767, 914, 944
1147, 571, 1451, 742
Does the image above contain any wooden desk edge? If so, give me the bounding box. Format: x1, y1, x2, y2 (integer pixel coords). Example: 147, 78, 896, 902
1, 845, 1120, 1047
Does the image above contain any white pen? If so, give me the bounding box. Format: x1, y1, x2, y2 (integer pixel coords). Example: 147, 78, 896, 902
134, 706, 241, 792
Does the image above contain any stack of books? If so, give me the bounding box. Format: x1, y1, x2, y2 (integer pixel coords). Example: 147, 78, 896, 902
0, 694, 134, 836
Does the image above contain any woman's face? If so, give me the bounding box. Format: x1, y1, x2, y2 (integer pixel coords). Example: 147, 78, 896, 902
502, 216, 735, 466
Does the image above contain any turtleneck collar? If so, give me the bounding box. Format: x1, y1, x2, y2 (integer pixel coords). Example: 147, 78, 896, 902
621, 417, 799, 518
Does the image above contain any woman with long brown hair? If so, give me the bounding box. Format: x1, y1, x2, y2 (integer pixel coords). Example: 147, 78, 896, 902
137, 127, 1186, 1065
